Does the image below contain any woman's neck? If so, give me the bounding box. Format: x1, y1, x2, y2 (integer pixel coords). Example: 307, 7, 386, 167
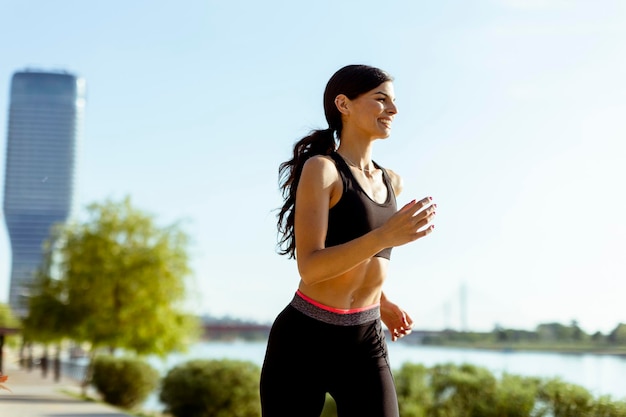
336, 142, 375, 172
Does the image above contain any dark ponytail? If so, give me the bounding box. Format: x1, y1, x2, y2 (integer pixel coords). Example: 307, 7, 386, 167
276, 65, 393, 258
277, 128, 336, 258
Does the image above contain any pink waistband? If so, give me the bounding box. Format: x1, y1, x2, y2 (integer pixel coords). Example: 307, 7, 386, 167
296, 290, 380, 315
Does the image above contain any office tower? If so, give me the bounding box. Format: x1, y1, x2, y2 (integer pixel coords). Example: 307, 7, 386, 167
3, 70, 85, 316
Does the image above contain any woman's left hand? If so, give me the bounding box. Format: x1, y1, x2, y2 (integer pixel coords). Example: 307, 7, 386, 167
380, 297, 414, 342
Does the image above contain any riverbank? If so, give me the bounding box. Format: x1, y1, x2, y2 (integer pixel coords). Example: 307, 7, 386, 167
419, 341, 626, 357
6, 339, 626, 415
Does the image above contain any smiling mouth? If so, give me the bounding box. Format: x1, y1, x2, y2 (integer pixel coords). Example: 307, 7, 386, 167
379, 119, 393, 128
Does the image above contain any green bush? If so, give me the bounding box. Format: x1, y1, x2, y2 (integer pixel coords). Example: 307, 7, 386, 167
159, 359, 261, 417
395, 363, 433, 417
91, 355, 159, 409
536, 378, 594, 417
429, 363, 497, 417
392, 362, 626, 417
593, 396, 626, 417
488, 374, 539, 417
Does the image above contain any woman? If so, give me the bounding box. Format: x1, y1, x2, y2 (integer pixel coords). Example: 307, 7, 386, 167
260, 64, 436, 417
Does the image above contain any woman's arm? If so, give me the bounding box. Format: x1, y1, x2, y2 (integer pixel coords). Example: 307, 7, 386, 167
294, 156, 382, 284
381, 292, 414, 341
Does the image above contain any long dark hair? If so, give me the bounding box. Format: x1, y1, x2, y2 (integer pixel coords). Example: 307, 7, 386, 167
277, 65, 393, 258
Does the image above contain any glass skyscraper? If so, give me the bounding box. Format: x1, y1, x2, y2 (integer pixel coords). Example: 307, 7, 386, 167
3, 70, 85, 316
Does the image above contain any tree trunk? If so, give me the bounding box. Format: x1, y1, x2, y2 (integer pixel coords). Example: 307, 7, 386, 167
41, 345, 49, 378
81, 349, 96, 396
54, 344, 61, 382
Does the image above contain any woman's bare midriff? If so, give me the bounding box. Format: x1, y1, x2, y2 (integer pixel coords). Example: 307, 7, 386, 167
298, 257, 389, 309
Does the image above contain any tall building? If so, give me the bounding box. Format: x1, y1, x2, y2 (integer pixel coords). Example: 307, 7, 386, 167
3, 70, 85, 316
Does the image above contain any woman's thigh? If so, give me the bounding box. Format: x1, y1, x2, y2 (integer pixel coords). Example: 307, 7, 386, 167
331, 364, 398, 417
260, 306, 399, 417
329, 320, 399, 417
260, 306, 328, 417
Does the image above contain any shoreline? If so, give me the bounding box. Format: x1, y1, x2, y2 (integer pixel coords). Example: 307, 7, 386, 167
413, 342, 626, 357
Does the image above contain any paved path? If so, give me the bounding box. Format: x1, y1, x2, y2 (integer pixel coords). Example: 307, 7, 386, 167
0, 354, 132, 417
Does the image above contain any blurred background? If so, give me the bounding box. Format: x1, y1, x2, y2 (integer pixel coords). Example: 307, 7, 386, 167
1, 0, 625, 334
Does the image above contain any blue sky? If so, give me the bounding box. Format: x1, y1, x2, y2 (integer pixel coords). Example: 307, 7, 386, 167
1, 0, 624, 332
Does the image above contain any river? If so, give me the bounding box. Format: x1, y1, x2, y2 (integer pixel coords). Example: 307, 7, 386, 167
143, 340, 626, 410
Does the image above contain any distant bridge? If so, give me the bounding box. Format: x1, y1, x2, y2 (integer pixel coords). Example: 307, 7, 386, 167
202, 323, 271, 340
201, 323, 446, 342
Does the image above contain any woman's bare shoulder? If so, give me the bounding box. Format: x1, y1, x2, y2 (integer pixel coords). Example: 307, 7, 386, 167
303, 154, 336, 169
301, 154, 340, 181
299, 154, 342, 204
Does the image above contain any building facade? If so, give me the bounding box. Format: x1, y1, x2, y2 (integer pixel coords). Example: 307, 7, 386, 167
3, 70, 85, 316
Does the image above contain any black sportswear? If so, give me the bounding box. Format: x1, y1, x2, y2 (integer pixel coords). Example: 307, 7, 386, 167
260, 292, 399, 417
325, 152, 397, 259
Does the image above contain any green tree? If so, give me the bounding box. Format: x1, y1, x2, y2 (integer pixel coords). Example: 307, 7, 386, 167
23, 238, 71, 345
570, 320, 586, 342
591, 331, 605, 343
536, 322, 587, 342
54, 197, 199, 354
0, 303, 18, 328
608, 323, 626, 345
26, 197, 199, 390
0, 303, 20, 372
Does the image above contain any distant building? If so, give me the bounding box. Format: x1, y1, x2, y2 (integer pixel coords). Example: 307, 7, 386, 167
3, 70, 85, 316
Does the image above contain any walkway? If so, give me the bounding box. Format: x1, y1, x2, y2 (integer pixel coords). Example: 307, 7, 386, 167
0, 354, 131, 417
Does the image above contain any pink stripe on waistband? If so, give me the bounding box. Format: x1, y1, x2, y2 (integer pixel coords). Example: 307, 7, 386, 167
296, 290, 380, 314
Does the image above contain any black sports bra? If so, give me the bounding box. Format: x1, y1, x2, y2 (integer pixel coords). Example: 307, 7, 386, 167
325, 152, 397, 259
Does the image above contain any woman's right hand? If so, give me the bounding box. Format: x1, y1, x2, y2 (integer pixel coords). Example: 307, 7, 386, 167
377, 196, 436, 248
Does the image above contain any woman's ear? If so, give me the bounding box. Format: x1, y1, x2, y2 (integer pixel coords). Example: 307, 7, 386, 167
334, 94, 350, 115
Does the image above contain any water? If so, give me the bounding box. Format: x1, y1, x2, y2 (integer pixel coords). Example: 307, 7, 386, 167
389, 343, 626, 399
142, 340, 626, 411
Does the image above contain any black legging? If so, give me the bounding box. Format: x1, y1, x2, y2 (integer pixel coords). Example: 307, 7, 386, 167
260, 293, 399, 417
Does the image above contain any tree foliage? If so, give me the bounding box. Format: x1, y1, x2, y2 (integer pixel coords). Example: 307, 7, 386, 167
26, 197, 199, 355
608, 323, 626, 344
393, 362, 626, 417
22, 241, 71, 344
395, 363, 433, 417
0, 303, 18, 328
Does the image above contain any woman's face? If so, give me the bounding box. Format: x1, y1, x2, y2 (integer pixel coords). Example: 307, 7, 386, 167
343, 81, 398, 140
